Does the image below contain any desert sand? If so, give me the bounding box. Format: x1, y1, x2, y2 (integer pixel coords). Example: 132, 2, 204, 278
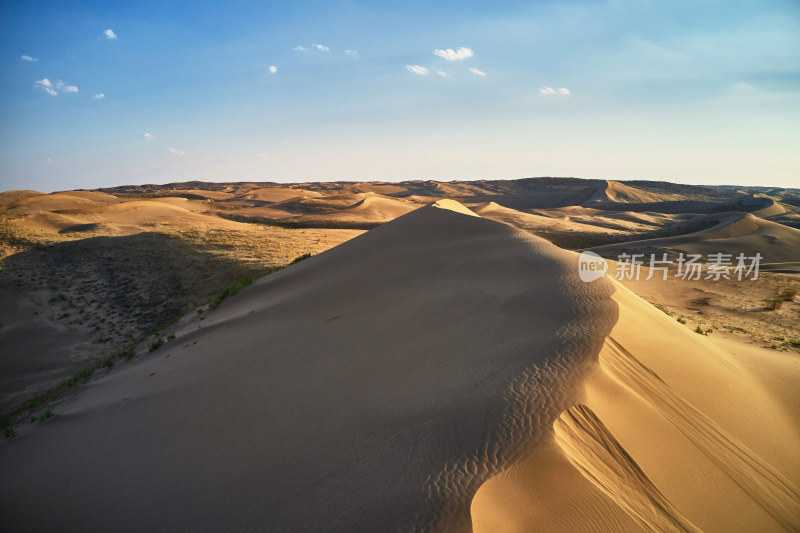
1, 179, 799, 532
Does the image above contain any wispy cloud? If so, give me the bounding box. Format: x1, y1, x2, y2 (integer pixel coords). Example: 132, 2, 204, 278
59, 81, 79, 93
433, 47, 474, 61
293, 45, 308, 52
436, 70, 449, 77
256, 153, 270, 160
169, 147, 185, 156
469, 67, 487, 77
539, 86, 570, 95
314, 44, 330, 52
20, 55, 38, 62
140, 132, 155, 139
406, 65, 430, 76
45, 157, 53, 164
269, 65, 278, 74
344, 49, 357, 56
104, 29, 117, 40
34, 78, 78, 96
93, 93, 106, 99
34, 78, 57, 96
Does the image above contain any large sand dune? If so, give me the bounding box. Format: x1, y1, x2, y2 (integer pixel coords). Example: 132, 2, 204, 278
0, 200, 616, 532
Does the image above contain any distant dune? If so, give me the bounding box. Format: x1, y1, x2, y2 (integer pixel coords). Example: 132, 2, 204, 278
591, 212, 800, 272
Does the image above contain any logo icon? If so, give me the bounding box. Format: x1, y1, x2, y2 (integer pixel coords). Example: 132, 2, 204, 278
578, 251, 608, 282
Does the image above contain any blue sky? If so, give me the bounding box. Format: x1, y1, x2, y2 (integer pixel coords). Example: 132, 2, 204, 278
1, 0, 799, 192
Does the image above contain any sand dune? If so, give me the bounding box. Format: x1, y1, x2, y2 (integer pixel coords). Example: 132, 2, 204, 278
584, 180, 675, 205
237, 186, 323, 203
590, 212, 800, 271
0, 200, 616, 532
0, 190, 44, 207
1, 193, 102, 214
287, 193, 419, 227
472, 281, 800, 532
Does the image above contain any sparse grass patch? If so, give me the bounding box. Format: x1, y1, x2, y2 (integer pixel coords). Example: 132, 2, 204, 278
694, 326, 710, 335
765, 299, 784, 311
677, 316, 687, 324
166, 333, 176, 342
779, 288, 797, 301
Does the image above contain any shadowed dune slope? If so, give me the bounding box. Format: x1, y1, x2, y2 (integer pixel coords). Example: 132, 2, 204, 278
0, 200, 616, 533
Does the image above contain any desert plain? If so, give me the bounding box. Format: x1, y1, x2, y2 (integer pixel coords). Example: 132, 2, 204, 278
0, 177, 798, 532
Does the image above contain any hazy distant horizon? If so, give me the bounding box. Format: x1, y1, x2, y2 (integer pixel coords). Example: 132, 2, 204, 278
5, 175, 794, 196
2, 0, 799, 192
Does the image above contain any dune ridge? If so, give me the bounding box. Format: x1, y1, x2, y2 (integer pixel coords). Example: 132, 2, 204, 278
0, 201, 617, 532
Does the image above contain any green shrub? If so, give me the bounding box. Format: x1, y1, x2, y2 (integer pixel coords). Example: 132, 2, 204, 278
677, 316, 686, 324
148, 337, 165, 352
166, 333, 176, 342
209, 277, 254, 310
37, 410, 55, 422
290, 253, 312, 264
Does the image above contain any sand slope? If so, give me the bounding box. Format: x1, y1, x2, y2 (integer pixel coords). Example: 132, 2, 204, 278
584, 180, 675, 205
0, 200, 616, 532
472, 281, 800, 532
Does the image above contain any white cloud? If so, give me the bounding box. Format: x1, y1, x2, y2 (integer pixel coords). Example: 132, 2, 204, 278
293, 45, 309, 52
406, 65, 430, 76
45, 157, 53, 164
314, 44, 330, 52
35, 78, 77, 95
539, 86, 570, 95
469, 67, 487, 77
93, 93, 106, 99
344, 49, 357, 56
104, 29, 117, 40
21, 55, 38, 62
140, 132, 155, 139
169, 147, 185, 156
58, 80, 79, 93
269, 65, 277, 74
436, 70, 449, 77
34, 78, 57, 95
433, 47, 474, 61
